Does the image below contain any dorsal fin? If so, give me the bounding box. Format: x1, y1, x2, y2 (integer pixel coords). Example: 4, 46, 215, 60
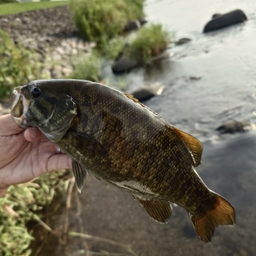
172, 127, 203, 167
135, 197, 172, 223
125, 93, 145, 107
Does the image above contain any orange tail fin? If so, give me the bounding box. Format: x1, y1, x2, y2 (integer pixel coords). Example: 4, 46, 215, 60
191, 193, 235, 243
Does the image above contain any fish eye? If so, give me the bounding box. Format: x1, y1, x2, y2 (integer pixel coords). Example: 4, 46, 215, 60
31, 87, 41, 98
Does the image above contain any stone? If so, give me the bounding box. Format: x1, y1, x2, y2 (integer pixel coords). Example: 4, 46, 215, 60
190, 76, 201, 81
130, 83, 164, 101
123, 19, 147, 32
216, 120, 252, 134
112, 56, 138, 74
61, 66, 73, 77
175, 38, 192, 45
203, 9, 248, 33
50, 65, 63, 79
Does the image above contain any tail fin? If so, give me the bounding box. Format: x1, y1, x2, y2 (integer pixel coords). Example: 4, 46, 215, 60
191, 193, 235, 243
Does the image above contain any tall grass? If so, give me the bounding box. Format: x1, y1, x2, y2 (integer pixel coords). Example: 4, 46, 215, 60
0, 170, 70, 256
127, 24, 171, 64
71, 0, 145, 45
0, 30, 41, 99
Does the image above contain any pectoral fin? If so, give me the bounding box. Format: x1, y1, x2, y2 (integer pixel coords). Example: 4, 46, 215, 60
135, 197, 172, 223
172, 127, 203, 166
72, 160, 88, 193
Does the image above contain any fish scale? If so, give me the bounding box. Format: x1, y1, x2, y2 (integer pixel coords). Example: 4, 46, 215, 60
10, 79, 235, 243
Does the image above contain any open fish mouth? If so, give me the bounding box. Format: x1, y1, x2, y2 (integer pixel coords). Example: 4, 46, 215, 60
11, 86, 30, 128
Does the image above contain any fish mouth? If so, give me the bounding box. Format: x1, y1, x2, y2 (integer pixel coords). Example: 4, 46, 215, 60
11, 86, 30, 128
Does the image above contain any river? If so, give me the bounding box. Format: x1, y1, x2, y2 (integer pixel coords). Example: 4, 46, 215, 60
36, 0, 256, 255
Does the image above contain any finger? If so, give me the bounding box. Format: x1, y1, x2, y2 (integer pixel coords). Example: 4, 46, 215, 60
0, 114, 23, 135
47, 154, 72, 173
24, 128, 44, 141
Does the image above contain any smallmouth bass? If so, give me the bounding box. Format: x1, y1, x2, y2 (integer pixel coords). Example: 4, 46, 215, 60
11, 79, 235, 242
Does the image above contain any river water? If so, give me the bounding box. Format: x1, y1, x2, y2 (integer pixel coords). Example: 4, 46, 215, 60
37, 1, 256, 255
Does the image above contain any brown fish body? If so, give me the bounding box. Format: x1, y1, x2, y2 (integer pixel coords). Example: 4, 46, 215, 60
11, 79, 235, 242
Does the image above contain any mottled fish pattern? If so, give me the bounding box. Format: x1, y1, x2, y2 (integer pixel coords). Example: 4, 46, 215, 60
11, 79, 235, 243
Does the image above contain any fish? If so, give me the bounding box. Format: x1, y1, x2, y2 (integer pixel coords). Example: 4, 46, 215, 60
10, 79, 235, 243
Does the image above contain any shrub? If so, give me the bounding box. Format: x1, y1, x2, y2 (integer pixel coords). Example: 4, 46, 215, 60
70, 51, 102, 82
0, 0, 16, 3
0, 171, 70, 256
71, 0, 145, 45
127, 23, 171, 64
0, 30, 41, 99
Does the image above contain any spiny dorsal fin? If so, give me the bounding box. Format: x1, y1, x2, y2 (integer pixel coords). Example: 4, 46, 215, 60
72, 160, 88, 193
125, 94, 145, 107
135, 197, 172, 223
172, 127, 203, 167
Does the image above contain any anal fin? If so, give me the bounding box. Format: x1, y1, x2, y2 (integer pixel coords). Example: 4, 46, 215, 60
135, 197, 172, 223
72, 160, 88, 193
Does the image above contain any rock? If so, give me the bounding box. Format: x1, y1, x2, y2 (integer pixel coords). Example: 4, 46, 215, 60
216, 120, 252, 134
112, 56, 138, 74
190, 76, 201, 81
50, 65, 63, 79
130, 83, 164, 101
175, 38, 192, 45
61, 66, 73, 77
212, 13, 222, 19
123, 19, 147, 32
203, 9, 247, 33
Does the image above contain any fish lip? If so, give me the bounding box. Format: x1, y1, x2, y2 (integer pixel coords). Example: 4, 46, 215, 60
11, 86, 31, 128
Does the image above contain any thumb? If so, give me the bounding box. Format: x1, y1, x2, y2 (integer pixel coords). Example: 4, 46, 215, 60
0, 114, 24, 136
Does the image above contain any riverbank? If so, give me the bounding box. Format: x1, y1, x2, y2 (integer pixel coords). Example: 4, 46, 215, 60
0, 5, 94, 82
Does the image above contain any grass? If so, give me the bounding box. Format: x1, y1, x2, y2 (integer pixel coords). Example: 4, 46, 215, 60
0, 1, 68, 16
0, 170, 71, 256
0, 30, 41, 99
69, 51, 102, 82
127, 23, 172, 64
71, 0, 145, 46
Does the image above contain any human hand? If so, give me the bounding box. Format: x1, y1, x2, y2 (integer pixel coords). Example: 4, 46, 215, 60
0, 114, 72, 197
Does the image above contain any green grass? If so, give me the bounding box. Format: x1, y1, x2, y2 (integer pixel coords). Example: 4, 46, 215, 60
71, 0, 145, 46
0, 1, 69, 16
127, 23, 172, 64
69, 51, 102, 82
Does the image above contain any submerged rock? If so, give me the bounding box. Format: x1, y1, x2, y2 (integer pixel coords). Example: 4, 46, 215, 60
129, 83, 164, 101
123, 19, 147, 32
112, 56, 138, 74
216, 120, 252, 134
203, 9, 247, 33
175, 38, 192, 45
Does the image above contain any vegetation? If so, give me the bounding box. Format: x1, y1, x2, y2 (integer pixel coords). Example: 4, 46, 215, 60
0, 1, 68, 16
127, 24, 171, 64
0, 0, 16, 4
0, 30, 41, 98
0, 170, 71, 256
71, 0, 145, 45
70, 51, 102, 81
